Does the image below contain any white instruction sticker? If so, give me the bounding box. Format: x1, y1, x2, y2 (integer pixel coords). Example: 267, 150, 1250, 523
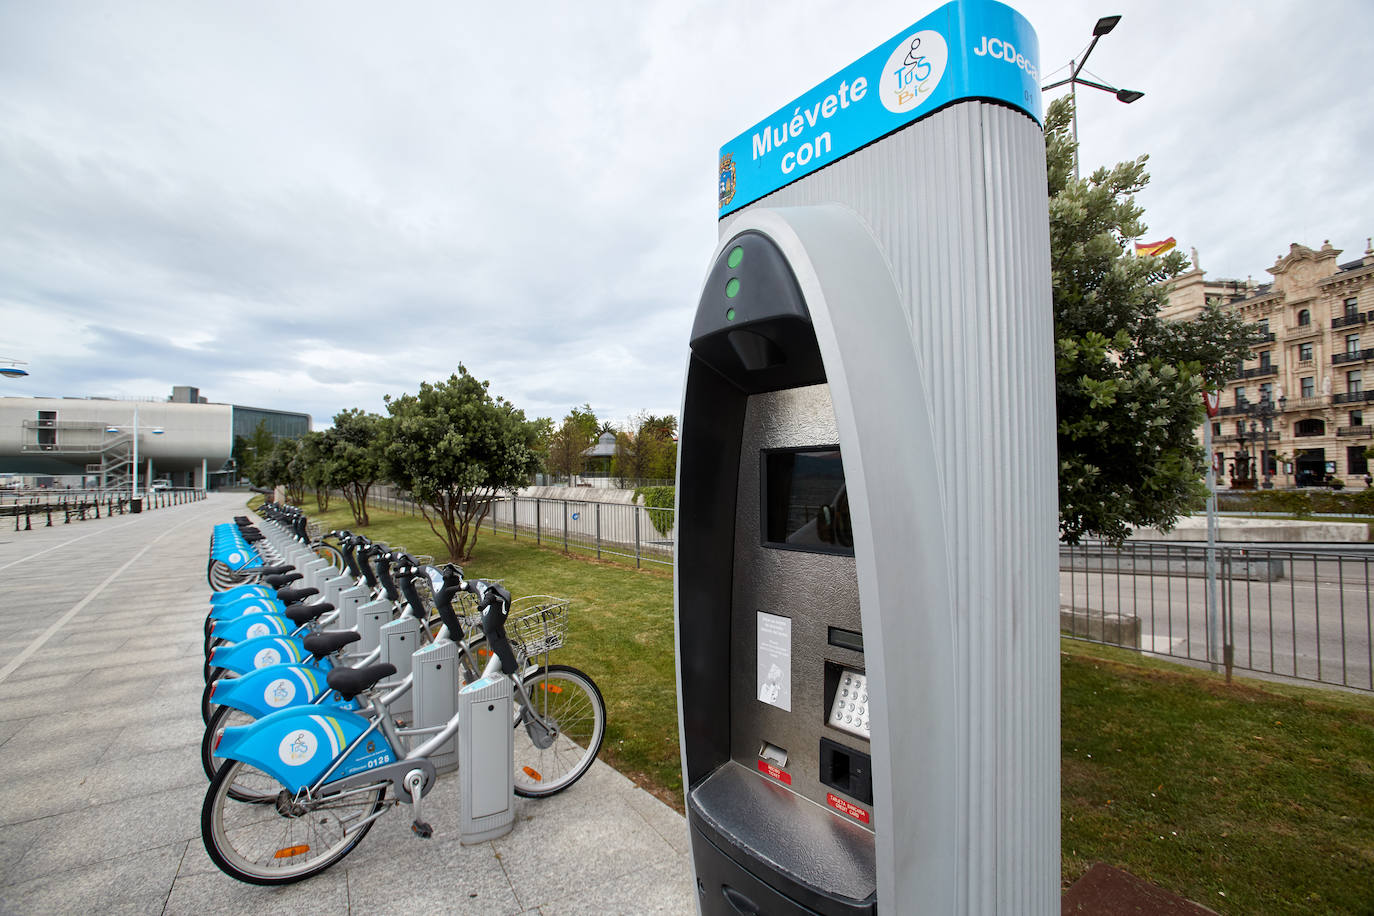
756, 612, 792, 711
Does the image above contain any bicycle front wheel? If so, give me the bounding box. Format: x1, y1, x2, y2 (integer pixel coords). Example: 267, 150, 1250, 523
512, 664, 606, 798
201, 760, 387, 885
201, 704, 255, 783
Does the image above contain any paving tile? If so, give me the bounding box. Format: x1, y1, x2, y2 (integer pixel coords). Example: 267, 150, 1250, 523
0, 841, 182, 915
10, 782, 203, 883
77, 744, 204, 805
0, 820, 46, 885
163, 867, 349, 916
495, 791, 678, 911
345, 836, 523, 914
537, 857, 697, 915
623, 785, 690, 858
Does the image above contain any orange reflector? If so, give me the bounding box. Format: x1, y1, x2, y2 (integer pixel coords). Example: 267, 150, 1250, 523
538, 684, 563, 694
274, 844, 310, 858
522, 766, 543, 782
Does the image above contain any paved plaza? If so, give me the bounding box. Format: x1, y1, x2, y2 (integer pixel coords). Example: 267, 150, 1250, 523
0, 492, 694, 914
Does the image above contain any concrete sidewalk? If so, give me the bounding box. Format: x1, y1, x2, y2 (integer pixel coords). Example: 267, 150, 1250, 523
0, 492, 693, 915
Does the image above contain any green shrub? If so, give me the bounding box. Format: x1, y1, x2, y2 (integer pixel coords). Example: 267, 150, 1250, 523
634, 485, 676, 537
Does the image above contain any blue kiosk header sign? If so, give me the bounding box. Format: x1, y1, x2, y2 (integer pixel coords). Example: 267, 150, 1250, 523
718, 0, 1041, 218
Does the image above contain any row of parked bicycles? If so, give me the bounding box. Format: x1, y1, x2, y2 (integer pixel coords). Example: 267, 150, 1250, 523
200, 502, 607, 884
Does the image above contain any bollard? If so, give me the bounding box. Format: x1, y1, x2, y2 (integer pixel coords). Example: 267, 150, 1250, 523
46, 504, 53, 526
25, 505, 32, 530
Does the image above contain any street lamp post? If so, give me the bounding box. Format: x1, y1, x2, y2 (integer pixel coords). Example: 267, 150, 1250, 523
1249, 396, 1283, 489
106, 405, 163, 504
1041, 15, 1145, 180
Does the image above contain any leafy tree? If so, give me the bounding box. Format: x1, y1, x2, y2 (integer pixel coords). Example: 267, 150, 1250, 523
546, 404, 599, 480
326, 408, 387, 527
1048, 96, 1263, 543
296, 430, 334, 512
381, 367, 540, 562
233, 420, 276, 485
611, 413, 678, 484
276, 437, 308, 505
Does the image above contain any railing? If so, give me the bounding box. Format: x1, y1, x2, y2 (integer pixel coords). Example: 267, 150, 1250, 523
1337, 425, 1373, 438
1332, 347, 1374, 365
1331, 311, 1371, 330
1060, 542, 1373, 692
1230, 364, 1279, 381
485, 496, 674, 568
0, 487, 207, 530
1332, 390, 1374, 405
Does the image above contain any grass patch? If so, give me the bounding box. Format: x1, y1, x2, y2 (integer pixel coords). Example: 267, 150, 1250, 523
256, 498, 1374, 908
1061, 644, 1374, 912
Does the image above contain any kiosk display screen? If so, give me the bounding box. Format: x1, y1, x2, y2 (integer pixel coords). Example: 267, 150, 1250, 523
763, 448, 853, 554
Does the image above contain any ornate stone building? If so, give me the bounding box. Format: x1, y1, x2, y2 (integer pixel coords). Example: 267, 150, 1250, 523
1161, 239, 1374, 488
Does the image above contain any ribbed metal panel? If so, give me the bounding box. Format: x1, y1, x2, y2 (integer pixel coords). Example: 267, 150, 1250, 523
722, 102, 1058, 912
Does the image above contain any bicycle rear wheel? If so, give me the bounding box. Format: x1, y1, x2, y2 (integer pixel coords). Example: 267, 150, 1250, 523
202, 760, 387, 885
512, 664, 606, 798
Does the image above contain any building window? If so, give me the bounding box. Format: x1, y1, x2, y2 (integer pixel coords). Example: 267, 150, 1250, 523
1295, 418, 1326, 437
1350, 411, 1363, 427
1235, 387, 1246, 406
1258, 350, 1272, 368
1258, 318, 1269, 334
1349, 370, 1363, 395
1349, 446, 1369, 476
1345, 297, 1360, 320
1301, 377, 1315, 398
1348, 334, 1361, 355
1299, 342, 1313, 361
1236, 421, 1246, 436
1298, 308, 1311, 327
1212, 422, 1221, 436
1259, 382, 1274, 402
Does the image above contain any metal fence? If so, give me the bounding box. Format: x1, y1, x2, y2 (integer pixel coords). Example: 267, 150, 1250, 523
485, 496, 674, 568
1, 487, 207, 530
1061, 542, 1373, 692
349, 485, 1373, 693
356, 489, 676, 569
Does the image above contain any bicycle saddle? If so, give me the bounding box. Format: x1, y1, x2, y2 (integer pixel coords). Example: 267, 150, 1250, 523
276, 585, 318, 604
326, 662, 397, 701
264, 572, 303, 588
303, 629, 360, 659
285, 601, 335, 626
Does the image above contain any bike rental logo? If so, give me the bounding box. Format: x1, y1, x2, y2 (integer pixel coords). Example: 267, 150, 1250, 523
279, 729, 318, 766
879, 30, 948, 114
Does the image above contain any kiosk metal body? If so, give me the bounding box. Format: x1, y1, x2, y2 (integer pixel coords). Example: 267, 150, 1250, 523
676, 1, 1058, 912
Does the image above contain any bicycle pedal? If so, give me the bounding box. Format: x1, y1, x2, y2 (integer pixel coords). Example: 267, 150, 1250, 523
411, 819, 433, 839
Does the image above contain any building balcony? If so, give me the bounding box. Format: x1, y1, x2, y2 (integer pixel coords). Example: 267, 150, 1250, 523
1230, 363, 1279, 380
1256, 331, 1277, 343
1337, 425, 1373, 438
1291, 395, 1328, 409
1332, 347, 1374, 365
1332, 390, 1374, 405
1331, 311, 1373, 330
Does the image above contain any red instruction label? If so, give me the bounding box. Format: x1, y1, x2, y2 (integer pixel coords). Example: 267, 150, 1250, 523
827, 793, 870, 824
757, 760, 792, 785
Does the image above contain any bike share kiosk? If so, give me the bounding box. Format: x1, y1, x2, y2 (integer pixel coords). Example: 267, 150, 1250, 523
676, 1, 1058, 912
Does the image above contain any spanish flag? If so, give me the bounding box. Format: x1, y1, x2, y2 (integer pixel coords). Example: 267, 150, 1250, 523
1134, 237, 1177, 257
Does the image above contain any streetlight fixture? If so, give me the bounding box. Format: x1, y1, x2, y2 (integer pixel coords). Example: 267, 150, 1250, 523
105, 405, 164, 503
1042, 15, 1145, 179
0, 356, 29, 379
1250, 395, 1284, 489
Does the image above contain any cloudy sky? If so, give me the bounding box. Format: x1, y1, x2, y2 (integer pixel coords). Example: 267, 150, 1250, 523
3, 1, 1370, 429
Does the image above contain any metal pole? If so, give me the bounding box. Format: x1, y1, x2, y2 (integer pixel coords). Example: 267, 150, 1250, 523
595, 502, 601, 560
1204, 417, 1220, 671
131, 405, 139, 502
1070, 60, 1079, 181
563, 500, 569, 553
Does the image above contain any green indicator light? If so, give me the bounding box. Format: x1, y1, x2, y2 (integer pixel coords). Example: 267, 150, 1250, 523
725, 278, 740, 299
727, 246, 744, 269
726, 307, 736, 321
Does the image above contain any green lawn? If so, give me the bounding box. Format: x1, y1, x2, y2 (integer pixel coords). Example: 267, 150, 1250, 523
262, 498, 1374, 911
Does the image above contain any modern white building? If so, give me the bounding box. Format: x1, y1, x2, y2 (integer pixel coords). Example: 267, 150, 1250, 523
0, 386, 309, 489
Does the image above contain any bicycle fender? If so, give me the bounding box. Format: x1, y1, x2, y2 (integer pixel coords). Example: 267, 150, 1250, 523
209, 595, 285, 622
210, 584, 274, 605
216, 706, 395, 794
209, 635, 308, 675
212, 614, 292, 644
210, 543, 262, 568
208, 663, 358, 719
